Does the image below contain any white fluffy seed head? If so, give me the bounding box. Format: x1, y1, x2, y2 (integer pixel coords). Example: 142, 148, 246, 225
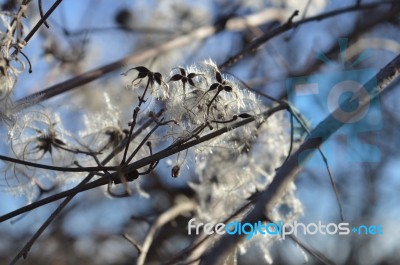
163, 60, 265, 148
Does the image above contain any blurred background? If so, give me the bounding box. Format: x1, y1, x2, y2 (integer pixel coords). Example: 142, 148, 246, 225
0, 0, 399, 264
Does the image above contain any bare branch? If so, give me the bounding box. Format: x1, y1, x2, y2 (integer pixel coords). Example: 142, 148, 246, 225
12, 8, 290, 106
136, 200, 196, 265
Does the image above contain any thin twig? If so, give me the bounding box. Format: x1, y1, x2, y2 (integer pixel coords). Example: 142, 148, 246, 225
38, 0, 50, 28
123, 233, 143, 253
0, 154, 117, 173
24, 0, 63, 44
121, 77, 152, 165
288, 106, 344, 221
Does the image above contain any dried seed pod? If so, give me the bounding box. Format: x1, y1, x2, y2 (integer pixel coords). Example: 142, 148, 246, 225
171, 165, 180, 178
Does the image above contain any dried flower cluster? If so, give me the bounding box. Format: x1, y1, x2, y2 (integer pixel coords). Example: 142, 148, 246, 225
1, 56, 302, 263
